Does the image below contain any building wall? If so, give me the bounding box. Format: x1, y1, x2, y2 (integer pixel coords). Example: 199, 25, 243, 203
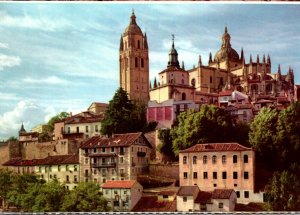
64, 122, 102, 139
54, 121, 65, 140
176, 196, 195, 212
150, 85, 194, 103
179, 150, 257, 203
149, 163, 179, 181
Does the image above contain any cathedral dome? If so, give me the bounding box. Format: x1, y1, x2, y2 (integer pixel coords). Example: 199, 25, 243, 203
214, 27, 239, 62
124, 11, 143, 36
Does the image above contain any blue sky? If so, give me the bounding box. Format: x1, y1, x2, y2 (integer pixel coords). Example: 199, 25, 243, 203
0, 3, 300, 139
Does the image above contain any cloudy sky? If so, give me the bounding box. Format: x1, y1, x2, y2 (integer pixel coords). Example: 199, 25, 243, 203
0, 3, 300, 140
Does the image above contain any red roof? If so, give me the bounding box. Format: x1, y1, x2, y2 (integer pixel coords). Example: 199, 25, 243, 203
212, 189, 235, 199
132, 196, 176, 212
80, 132, 152, 149
195, 191, 212, 204
102, 180, 137, 189
177, 186, 199, 196
180, 143, 252, 153
3, 154, 79, 167
219, 91, 233, 96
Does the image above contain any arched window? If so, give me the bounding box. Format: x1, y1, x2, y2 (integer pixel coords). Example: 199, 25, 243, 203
191, 78, 196, 87
182, 93, 186, 101
193, 156, 197, 164
233, 155, 238, 163
203, 156, 207, 164
210, 76, 212, 83
137, 40, 140, 49
222, 155, 226, 164
183, 156, 187, 164
244, 155, 248, 163
141, 58, 144, 68
135, 57, 138, 68
212, 155, 217, 164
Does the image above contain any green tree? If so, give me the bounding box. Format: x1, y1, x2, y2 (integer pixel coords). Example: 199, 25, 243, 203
7, 136, 18, 142
47, 112, 70, 132
171, 105, 233, 156
38, 132, 52, 142
101, 88, 150, 136
0, 169, 13, 209
61, 182, 109, 212
249, 107, 279, 167
157, 128, 176, 160
264, 168, 300, 211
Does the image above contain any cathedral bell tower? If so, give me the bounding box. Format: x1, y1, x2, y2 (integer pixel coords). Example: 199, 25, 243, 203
119, 11, 149, 103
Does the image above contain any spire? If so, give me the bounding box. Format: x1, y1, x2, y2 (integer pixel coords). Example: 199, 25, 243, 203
262, 54, 266, 64
144, 33, 148, 49
250, 54, 252, 64
130, 9, 137, 25
221, 26, 231, 49
181, 61, 185, 70
209, 52, 213, 64
225, 26, 228, 34
19, 122, 26, 134
153, 77, 157, 88
267, 54, 271, 65
240, 48, 244, 61
119, 35, 123, 51
257, 54, 260, 64
167, 34, 180, 68
198, 55, 202, 67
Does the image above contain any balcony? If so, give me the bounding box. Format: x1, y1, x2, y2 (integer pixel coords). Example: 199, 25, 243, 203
92, 162, 116, 168
137, 151, 146, 157
89, 153, 117, 157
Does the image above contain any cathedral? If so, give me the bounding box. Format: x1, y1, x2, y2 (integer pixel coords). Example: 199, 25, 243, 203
120, 12, 296, 108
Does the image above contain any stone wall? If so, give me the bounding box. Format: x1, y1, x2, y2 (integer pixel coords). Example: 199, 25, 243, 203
149, 163, 179, 181
0, 141, 21, 167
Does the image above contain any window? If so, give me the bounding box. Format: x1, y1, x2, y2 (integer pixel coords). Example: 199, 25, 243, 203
111, 147, 115, 153
182, 93, 186, 100
183, 172, 188, 179
66, 165, 69, 171
244, 172, 249, 179
135, 57, 138, 67
244, 191, 249, 198
203, 172, 208, 179
234, 184, 237, 187
233, 155, 238, 163
86, 126, 89, 132
183, 156, 187, 164
141, 58, 144, 68
210, 76, 212, 83
203, 156, 207, 164
67, 127, 70, 133
102, 148, 105, 153
163, 195, 168, 199
183, 197, 187, 202
102, 157, 106, 164
222, 155, 226, 164
76, 127, 79, 133
222, 172, 227, 179
49, 165, 52, 172
120, 157, 124, 163
85, 158, 89, 164
193, 172, 197, 179
49, 174, 52, 179
214, 184, 217, 187
85, 169, 89, 177
124, 191, 127, 195
95, 125, 98, 132
74, 165, 77, 171
94, 148, 97, 153
212, 155, 217, 164
74, 175, 78, 182
39, 166, 42, 172
114, 201, 119, 206
233, 172, 238, 179
236, 191, 240, 198
213, 172, 217, 179
219, 203, 224, 209
66, 175, 69, 182
137, 40, 140, 49
244, 155, 248, 163
193, 156, 197, 164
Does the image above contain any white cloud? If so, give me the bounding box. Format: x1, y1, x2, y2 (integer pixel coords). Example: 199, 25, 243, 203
0, 11, 71, 32
0, 43, 8, 49
0, 100, 55, 140
0, 54, 21, 70
23, 76, 70, 85
0, 92, 19, 101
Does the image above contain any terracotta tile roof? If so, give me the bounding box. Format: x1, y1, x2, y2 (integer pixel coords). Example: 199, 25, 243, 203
212, 189, 235, 199
3, 154, 79, 167
80, 132, 152, 149
102, 180, 137, 189
132, 196, 176, 212
195, 191, 212, 204
180, 143, 252, 153
219, 91, 233, 96
57, 111, 104, 124
177, 186, 199, 197
253, 99, 274, 104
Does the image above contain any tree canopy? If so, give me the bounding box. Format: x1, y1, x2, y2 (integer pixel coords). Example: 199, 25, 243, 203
101, 87, 155, 136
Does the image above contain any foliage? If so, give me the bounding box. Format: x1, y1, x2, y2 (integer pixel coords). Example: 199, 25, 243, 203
38, 132, 52, 142
170, 105, 233, 156
101, 87, 153, 136
0, 169, 13, 208
61, 182, 109, 212
233, 122, 250, 147
157, 128, 176, 160
7, 136, 18, 142
264, 166, 300, 211
47, 112, 70, 132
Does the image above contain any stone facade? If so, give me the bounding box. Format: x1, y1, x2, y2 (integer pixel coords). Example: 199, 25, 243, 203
179, 143, 264, 204
102, 180, 143, 211
120, 11, 149, 103
79, 132, 152, 186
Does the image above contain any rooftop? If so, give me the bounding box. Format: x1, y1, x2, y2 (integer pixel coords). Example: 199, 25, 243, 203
177, 186, 199, 197
102, 180, 137, 189
212, 189, 235, 199
132, 196, 176, 212
180, 142, 252, 153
